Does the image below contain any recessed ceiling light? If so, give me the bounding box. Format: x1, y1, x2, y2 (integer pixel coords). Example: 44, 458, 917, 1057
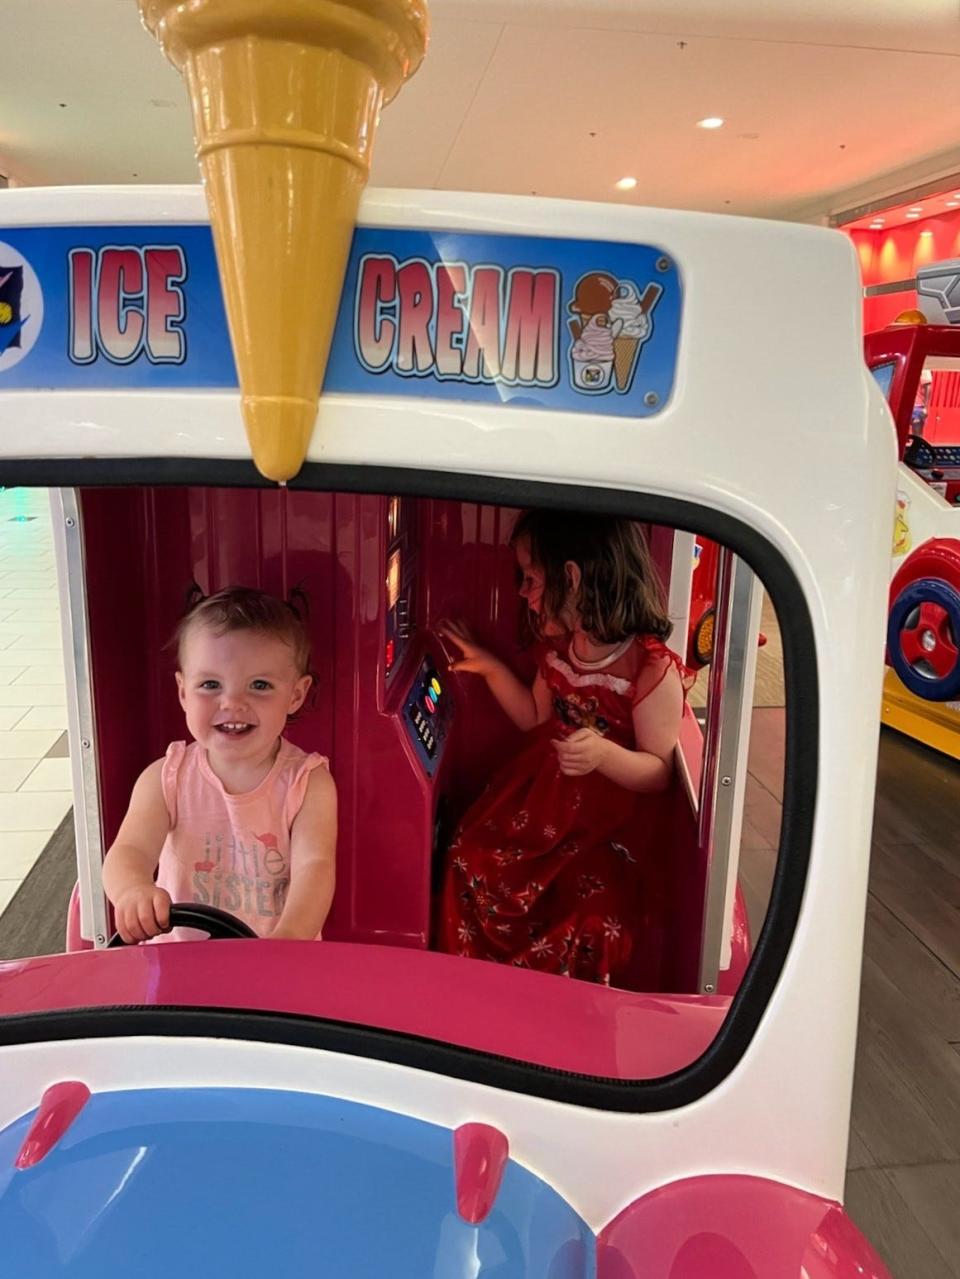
696, 117, 725, 130
615, 176, 637, 191
909, 206, 923, 213
870, 222, 884, 229
920, 230, 934, 237
946, 200, 959, 208
906, 212, 921, 220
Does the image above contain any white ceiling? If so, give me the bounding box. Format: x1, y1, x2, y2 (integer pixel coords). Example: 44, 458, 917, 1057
1, 0, 959, 221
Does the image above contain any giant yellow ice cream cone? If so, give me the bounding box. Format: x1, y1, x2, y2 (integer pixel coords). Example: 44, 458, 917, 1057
139, 0, 429, 482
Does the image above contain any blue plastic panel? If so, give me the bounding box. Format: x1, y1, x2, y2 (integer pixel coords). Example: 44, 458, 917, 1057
326, 228, 681, 416
0, 228, 230, 387
925, 445, 960, 465
403, 652, 453, 775
0, 1087, 594, 1277
870, 359, 896, 401
0, 224, 681, 417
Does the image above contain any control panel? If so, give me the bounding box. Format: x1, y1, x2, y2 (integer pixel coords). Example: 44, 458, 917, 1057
403, 653, 453, 775
927, 446, 960, 467
907, 438, 960, 471
384, 496, 417, 681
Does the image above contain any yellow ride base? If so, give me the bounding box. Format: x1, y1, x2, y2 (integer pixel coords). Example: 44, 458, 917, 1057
881, 668, 960, 760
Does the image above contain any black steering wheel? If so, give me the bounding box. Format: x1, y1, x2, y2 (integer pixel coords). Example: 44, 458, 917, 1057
904, 433, 936, 469
108, 902, 258, 946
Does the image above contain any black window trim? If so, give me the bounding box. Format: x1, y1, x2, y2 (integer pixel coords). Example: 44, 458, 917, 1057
0, 457, 818, 1114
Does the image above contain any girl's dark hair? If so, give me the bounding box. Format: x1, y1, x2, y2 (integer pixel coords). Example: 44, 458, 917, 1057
175, 585, 312, 675
509, 510, 670, 643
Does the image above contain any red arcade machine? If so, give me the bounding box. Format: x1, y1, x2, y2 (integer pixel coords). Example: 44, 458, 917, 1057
864, 259, 960, 754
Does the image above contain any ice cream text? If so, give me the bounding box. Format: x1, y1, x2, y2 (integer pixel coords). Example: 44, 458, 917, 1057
354, 254, 560, 387
68, 245, 187, 365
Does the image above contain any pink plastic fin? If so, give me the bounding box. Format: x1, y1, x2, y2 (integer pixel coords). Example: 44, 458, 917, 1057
15, 1081, 91, 1170
453, 1122, 510, 1224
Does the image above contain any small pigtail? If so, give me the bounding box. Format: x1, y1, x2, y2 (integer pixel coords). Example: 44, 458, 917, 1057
285, 584, 317, 714
165, 581, 206, 660
286, 583, 310, 623
183, 579, 207, 616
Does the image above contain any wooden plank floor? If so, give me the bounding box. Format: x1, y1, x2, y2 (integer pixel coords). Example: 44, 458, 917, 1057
741, 709, 960, 1279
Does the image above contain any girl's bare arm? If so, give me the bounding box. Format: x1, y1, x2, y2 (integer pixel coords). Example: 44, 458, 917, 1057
272, 767, 337, 939
101, 759, 173, 941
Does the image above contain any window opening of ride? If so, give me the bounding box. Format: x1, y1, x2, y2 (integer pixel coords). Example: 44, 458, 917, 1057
0, 469, 813, 1109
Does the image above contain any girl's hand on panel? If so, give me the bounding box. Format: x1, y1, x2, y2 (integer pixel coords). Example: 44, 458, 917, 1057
438, 620, 496, 677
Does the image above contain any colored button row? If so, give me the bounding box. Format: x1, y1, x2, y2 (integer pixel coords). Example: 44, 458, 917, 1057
423, 672, 442, 716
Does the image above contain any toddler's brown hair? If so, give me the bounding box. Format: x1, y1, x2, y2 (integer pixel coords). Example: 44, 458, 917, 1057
175, 585, 311, 675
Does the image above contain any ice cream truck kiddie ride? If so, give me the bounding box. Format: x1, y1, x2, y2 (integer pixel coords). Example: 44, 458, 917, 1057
0, 2, 894, 1274
866, 264, 960, 758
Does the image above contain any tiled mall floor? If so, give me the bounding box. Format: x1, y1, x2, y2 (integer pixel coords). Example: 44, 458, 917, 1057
0, 487, 71, 915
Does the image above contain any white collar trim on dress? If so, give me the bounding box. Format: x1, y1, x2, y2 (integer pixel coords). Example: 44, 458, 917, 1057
546, 647, 633, 695
567, 634, 635, 671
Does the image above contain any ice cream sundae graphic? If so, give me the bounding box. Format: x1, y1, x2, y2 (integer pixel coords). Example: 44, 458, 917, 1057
570, 314, 615, 390
570, 272, 619, 325
567, 271, 662, 395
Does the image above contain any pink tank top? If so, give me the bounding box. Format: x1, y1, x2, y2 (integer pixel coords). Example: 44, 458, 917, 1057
154, 738, 329, 941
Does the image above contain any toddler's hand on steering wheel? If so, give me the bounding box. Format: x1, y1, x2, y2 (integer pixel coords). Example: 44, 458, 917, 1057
438, 619, 496, 678
113, 884, 172, 943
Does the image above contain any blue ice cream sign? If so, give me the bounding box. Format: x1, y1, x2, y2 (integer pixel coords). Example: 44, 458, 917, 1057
0, 223, 682, 416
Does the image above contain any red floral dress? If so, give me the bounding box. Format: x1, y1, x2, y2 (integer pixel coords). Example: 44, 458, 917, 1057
437, 635, 693, 988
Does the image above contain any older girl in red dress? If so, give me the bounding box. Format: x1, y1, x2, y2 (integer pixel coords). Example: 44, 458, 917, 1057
437, 511, 692, 989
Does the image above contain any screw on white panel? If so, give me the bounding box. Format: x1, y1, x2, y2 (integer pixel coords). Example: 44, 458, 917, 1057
720, 775, 732, 786
65, 517, 76, 527
81, 738, 91, 749
703, 983, 715, 993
